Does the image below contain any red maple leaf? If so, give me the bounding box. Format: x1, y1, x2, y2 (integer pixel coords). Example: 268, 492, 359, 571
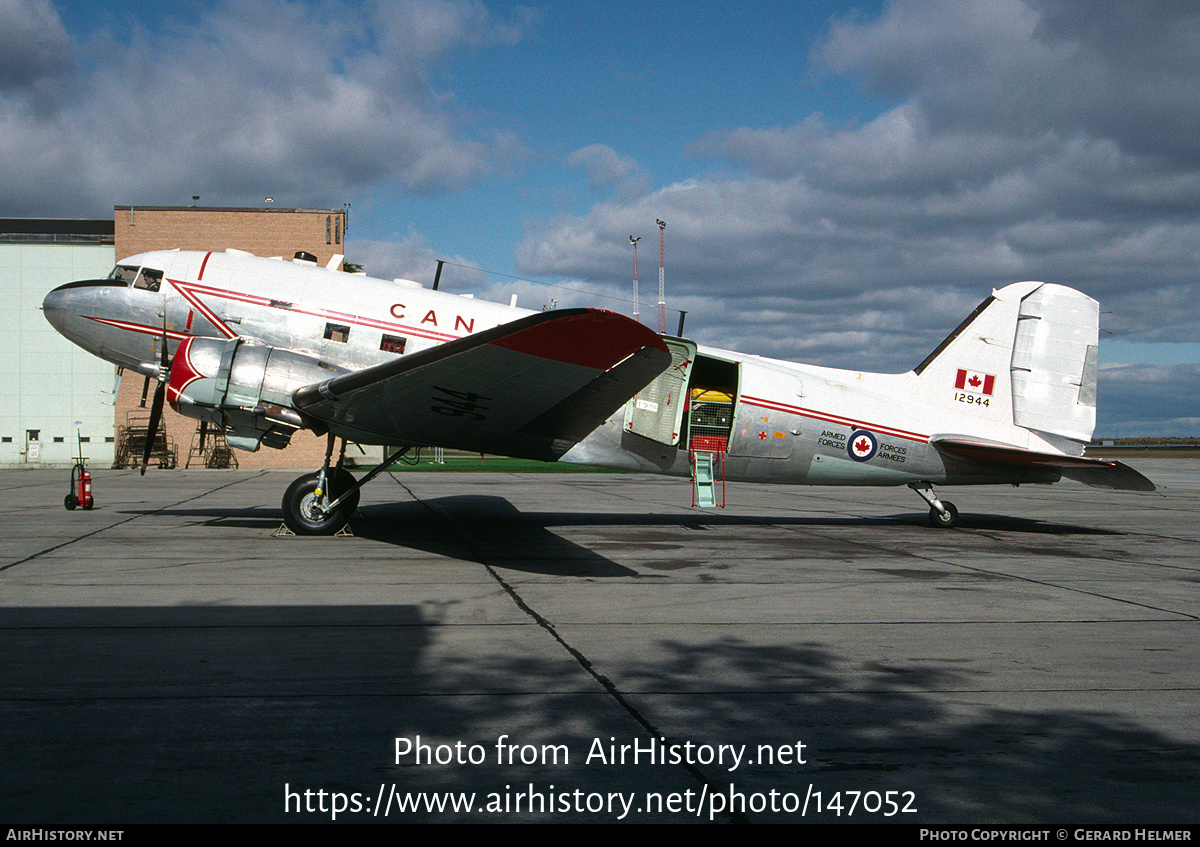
968, 374, 982, 388
855, 437, 870, 453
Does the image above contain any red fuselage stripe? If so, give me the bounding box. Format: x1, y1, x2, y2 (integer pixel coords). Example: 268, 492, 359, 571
741, 395, 929, 443
169, 279, 465, 345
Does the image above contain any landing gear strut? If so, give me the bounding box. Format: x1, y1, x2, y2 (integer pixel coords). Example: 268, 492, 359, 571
909, 481, 959, 528
280, 436, 410, 535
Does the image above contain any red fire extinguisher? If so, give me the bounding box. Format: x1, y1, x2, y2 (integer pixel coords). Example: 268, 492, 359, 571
65, 436, 94, 511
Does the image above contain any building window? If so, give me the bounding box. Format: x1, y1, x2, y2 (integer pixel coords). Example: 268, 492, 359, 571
1, 437, 11, 443
105, 437, 115, 443
335, 217, 341, 245
324, 323, 350, 343
326, 216, 332, 244
80, 437, 91, 443
380, 334, 407, 354
53, 437, 64, 443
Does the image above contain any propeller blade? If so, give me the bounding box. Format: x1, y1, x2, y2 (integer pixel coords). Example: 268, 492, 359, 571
141, 375, 166, 475
141, 322, 172, 476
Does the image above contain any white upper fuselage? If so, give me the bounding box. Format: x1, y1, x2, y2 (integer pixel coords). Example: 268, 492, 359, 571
48, 249, 532, 373
42, 249, 1084, 489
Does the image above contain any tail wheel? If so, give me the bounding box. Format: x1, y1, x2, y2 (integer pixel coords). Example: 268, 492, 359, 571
928, 501, 959, 528
281, 468, 360, 535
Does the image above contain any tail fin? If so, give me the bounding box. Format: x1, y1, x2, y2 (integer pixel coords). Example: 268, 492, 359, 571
915, 281, 1099, 444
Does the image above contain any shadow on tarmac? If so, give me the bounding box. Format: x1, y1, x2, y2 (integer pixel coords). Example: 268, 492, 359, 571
2, 604, 1194, 823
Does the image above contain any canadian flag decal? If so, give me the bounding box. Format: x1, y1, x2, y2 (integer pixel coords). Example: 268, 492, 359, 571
955, 368, 995, 396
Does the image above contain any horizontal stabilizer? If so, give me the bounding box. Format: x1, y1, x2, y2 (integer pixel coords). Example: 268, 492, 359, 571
931, 436, 1156, 491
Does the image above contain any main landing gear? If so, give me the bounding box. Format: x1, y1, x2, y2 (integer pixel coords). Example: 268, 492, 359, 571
281, 435, 411, 535
909, 481, 959, 529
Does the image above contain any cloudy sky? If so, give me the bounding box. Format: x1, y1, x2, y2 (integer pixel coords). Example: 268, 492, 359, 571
4, 0, 1198, 436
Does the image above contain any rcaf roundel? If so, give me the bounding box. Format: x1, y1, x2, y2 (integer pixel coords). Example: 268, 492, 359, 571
955, 368, 995, 395
848, 430, 878, 462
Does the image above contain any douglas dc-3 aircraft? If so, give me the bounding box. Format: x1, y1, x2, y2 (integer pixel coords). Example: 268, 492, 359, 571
42, 248, 1153, 534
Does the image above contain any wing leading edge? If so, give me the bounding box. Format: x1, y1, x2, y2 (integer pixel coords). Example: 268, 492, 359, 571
931, 436, 1156, 491
292, 308, 672, 461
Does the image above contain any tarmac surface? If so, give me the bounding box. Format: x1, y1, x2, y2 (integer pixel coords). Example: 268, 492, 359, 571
1, 460, 1196, 824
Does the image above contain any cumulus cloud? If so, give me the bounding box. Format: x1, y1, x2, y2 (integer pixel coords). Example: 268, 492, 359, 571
516, 0, 1200, 401
564, 144, 637, 188
0, 0, 531, 214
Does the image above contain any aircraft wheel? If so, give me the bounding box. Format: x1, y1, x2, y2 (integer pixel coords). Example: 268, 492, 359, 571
282, 470, 358, 535
64, 494, 78, 511
928, 501, 959, 528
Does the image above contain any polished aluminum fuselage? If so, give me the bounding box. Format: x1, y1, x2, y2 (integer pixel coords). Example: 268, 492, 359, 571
44, 249, 1066, 488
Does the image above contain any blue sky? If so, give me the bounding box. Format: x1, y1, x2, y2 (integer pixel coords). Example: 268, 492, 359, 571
4, 0, 1199, 435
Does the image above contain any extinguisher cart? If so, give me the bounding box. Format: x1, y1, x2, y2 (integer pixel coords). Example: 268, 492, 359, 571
65, 434, 94, 511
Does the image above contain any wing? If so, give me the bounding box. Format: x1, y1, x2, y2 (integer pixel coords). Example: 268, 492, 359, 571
931, 435, 1156, 491
292, 308, 671, 461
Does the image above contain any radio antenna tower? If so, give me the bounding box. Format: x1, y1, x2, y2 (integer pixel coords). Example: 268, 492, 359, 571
629, 236, 641, 323
656, 219, 667, 334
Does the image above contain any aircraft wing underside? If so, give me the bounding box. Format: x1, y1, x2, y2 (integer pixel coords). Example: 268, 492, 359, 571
931, 436, 1156, 492
291, 308, 672, 462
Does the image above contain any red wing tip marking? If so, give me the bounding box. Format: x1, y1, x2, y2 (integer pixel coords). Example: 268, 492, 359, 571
489, 309, 668, 370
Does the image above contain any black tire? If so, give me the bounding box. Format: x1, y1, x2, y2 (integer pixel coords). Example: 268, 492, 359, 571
333, 468, 360, 516
64, 494, 78, 511
281, 469, 358, 535
928, 501, 959, 528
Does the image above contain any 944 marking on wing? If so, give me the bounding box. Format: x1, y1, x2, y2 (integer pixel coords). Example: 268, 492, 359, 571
431, 386, 492, 420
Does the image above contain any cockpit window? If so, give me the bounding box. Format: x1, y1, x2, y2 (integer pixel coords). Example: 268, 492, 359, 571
107, 265, 163, 291
108, 265, 140, 285
134, 268, 163, 291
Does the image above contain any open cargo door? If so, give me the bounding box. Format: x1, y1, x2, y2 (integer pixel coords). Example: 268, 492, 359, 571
623, 337, 697, 446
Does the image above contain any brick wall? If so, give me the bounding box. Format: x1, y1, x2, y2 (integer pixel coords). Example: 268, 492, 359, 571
114, 206, 347, 268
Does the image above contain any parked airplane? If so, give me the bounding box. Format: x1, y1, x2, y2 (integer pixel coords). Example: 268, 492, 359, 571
42, 248, 1153, 534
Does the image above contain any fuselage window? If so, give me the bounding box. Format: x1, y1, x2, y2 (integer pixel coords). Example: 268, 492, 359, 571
380, 334, 407, 354
324, 323, 350, 343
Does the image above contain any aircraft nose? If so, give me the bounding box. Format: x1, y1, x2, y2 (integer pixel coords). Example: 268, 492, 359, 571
42, 285, 70, 334
42, 279, 105, 336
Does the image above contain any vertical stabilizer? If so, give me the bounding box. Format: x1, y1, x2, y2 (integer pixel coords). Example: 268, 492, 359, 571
914, 281, 1099, 445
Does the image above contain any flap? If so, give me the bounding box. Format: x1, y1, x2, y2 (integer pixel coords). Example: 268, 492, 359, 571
292, 308, 671, 461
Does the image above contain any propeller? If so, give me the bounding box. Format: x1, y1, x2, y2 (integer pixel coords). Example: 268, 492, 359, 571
137, 329, 172, 475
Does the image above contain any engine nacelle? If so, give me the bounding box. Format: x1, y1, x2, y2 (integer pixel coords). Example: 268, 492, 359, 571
167, 336, 351, 451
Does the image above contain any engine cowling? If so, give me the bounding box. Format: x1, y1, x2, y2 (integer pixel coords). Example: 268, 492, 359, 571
167, 336, 351, 451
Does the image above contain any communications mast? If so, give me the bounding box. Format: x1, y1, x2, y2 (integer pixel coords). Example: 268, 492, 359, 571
656, 218, 667, 334
630, 235, 641, 323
